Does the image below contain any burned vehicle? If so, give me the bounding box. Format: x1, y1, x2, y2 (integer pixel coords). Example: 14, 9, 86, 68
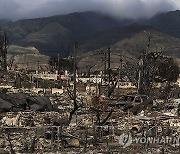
110, 95, 153, 114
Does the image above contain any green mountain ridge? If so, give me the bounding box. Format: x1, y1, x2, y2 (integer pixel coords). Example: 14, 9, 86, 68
148, 10, 180, 38
1, 10, 180, 60
2, 12, 124, 55
80, 24, 180, 57
78, 25, 180, 71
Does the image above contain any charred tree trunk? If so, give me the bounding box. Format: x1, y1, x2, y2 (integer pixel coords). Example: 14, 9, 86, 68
107, 81, 118, 98
69, 102, 79, 122
91, 107, 113, 126
67, 42, 80, 124
100, 109, 113, 125
6, 132, 15, 154
30, 135, 37, 153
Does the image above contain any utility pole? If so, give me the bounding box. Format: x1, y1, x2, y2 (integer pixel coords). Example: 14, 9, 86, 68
57, 53, 60, 74
118, 54, 123, 95
37, 61, 40, 74
108, 47, 111, 82
137, 51, 144, 94
120, 54, 123, 81
26, 62, 29, 72
147, 33, 151, 49
73, 42, 77, 104
3, 33, 7, 71
0, 29, 8, 71
104, 52, 107, 74
137, 33, 151, 94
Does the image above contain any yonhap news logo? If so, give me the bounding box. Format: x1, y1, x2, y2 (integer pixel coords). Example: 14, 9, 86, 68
117, 133, 180, 148
118, 133, 132, 148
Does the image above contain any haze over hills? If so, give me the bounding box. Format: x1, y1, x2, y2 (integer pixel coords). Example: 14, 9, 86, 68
1, 10, 180, 62
0, 19, 11, 26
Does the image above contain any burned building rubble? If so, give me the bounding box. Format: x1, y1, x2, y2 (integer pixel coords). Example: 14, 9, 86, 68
0, 83, 179, 153
0, 63, 178, 154
0, 59, 178, 154
0, 29, 179, 153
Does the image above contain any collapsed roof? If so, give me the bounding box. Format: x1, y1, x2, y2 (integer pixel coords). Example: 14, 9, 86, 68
0, 92, 52, 112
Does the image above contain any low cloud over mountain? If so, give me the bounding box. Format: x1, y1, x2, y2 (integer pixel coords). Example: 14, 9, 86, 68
0, 0, 179, 20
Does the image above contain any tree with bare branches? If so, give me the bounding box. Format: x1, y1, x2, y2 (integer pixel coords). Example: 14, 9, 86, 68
125, 51, 179, 96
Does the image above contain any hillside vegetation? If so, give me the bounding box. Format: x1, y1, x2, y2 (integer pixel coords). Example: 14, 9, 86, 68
78, 25, 180, 71
0, 10, 180, 69
149, 10, 180, 38
2, 12, 123, 55
7, 45, 49, 70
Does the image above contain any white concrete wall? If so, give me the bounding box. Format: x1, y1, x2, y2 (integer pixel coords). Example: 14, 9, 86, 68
32, 73, 58, 80
77, 77, 102, 84
52, 88, 63, 94
116, 82, 136, 89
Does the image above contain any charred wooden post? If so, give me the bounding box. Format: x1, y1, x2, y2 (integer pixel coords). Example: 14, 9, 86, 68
30, 134, 37, 153
0, 28, 8, 71
83, 126, 88, 153
59, 126, 64, 151
93, 124, 97, 145
5, 132, 15, 154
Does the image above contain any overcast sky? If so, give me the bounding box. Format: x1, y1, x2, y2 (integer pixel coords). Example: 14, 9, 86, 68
0, 0, 179, 20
